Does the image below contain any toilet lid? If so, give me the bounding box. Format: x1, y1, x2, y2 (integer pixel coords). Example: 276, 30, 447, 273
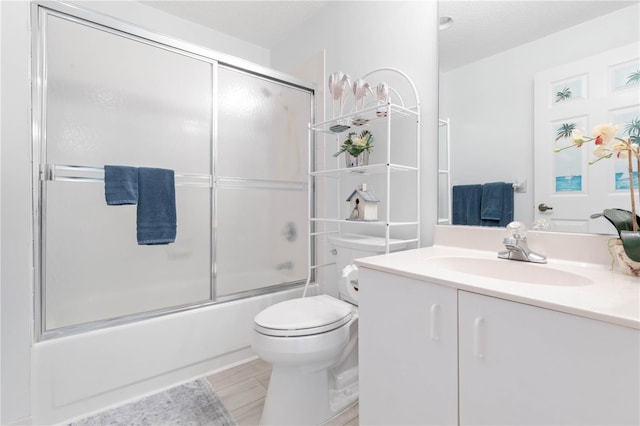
254, 295, 353, 337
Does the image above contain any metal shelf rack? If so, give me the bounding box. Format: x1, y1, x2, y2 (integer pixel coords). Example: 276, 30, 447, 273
305, 68, 421, 294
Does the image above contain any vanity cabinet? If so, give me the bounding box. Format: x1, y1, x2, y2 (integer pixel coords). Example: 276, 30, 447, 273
358, 268, 640, 425
358, 268, 458, 425
458, 290, 640, 425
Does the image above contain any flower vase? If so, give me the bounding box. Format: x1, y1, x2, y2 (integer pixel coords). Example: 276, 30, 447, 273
610, 238, 640, 277
345, 150, 370, 168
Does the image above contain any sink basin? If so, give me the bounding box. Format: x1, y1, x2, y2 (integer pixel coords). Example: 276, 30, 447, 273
423, 256, 593, 286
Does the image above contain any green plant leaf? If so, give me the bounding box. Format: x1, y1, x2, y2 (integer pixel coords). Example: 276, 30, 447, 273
593, 208, 640, 236
620, 231, 640, 262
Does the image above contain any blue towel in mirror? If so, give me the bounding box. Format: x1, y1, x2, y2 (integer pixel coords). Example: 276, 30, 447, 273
480, 182, 513, 227
136, 167, 176, 245
104, 165, 138, 205
452, 185, 482, 226
480, 182, 507, 221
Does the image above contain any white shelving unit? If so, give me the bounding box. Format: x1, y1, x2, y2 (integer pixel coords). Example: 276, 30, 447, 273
306, 68, 421, 283
438, 118, 451, 224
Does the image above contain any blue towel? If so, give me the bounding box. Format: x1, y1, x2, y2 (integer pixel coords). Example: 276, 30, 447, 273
481, 182, 507, 221
452, 185, 482, 226
480, 182, 514, 227
104, 165, 138, 205
499, 183, 514, 226
136, 167, 177, 245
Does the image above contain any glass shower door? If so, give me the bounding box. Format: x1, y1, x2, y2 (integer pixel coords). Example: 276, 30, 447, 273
215, 67, 311, 296
36, 8, 314, 337
40, 12, 214, 331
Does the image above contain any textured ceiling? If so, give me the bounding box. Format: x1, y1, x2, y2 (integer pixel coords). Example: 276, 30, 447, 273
438, 0, 638, 71
142, 1, 638, 71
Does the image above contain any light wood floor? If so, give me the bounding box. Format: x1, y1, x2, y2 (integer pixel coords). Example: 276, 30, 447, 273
206, 358, 359, 426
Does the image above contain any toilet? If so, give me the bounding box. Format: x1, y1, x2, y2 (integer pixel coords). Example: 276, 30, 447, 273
252, 234, 408, 425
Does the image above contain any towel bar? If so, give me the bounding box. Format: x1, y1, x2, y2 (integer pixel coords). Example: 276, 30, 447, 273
41, 164, 307, 191
512, 178, 527, 193
41, 164, 212, 188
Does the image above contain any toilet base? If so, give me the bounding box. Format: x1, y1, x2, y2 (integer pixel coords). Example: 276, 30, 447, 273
259, 356, 359, 425
260, 366, 331, 425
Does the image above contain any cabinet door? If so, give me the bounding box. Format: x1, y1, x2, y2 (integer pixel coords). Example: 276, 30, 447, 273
359, 268, 458, 425
459, 291, 640, 425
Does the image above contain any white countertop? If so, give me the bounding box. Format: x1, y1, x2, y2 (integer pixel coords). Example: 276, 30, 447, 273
354, 227, 640, 330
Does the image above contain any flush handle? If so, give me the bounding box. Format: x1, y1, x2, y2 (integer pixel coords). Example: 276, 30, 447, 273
538, 203, 553, 212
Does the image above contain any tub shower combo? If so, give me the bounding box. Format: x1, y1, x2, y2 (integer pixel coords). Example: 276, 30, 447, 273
33, 6, 314, 339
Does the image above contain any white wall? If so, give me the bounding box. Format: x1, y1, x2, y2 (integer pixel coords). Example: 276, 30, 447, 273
271, 1, 440, 247
1, 2, 33, 423
440, 3, 640, 227
0, 1, 278, 424
0, 2, 5, 423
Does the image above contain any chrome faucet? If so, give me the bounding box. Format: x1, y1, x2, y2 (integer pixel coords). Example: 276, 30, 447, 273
498, 221, 547, 264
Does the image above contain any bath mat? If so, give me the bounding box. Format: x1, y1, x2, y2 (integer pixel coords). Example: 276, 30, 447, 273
69, 379, 236, 426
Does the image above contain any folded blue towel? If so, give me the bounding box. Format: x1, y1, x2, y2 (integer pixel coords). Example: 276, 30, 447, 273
481, 182, 507, 221
480, 182, 514, 227
499, 183, 514, 226
452, 185, 482, 226
136, 167, 176, 245
104, 165, 138, 205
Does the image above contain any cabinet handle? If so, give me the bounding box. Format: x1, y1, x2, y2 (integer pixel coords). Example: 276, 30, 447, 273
474, 317, 485, 359
430, 304, 441, 341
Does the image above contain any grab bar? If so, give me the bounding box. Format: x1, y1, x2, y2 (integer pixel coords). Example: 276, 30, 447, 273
41, 164, 213, 188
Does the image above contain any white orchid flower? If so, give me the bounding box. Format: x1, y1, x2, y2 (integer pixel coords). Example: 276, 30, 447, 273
611, 139, 637, 159
591, 123, 620, 144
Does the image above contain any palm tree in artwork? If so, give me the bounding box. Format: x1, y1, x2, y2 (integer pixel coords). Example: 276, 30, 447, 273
555, 123, 576, 141
555, 87, 572, 102
625, 117, 640, 144
627, 70, 640, 86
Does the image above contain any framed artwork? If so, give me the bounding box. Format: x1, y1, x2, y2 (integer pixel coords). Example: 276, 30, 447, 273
552, 116, 587, 192
551, 74, 588, 104
610, 59, 640, 92
610, 106, 640, 190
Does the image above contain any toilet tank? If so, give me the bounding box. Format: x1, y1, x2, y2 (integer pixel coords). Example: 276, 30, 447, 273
328, 234, 410, 305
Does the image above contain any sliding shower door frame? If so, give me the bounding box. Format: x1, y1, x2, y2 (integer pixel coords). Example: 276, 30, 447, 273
31, 1, 316, 341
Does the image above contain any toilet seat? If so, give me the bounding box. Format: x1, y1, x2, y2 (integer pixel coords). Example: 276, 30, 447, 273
254, 295, 353, 337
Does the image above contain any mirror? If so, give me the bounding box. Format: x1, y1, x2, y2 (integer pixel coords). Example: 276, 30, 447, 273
438, 0, 640, 233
